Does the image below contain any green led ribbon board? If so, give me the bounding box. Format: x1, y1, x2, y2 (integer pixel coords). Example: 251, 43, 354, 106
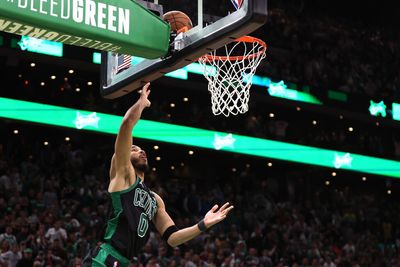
1, 97, 399, 178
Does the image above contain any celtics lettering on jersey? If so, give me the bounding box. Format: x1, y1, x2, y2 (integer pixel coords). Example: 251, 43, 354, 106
133, 188, 157, 237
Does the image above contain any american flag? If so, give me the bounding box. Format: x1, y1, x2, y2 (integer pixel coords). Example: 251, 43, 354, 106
230, 0, 243, 10
117, 54, 131, 73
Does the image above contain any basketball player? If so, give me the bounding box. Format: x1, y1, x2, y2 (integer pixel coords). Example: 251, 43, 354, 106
83, 83, 234, 266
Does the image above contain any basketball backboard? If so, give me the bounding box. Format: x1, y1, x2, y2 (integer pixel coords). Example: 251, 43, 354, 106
100, 0, 268, 99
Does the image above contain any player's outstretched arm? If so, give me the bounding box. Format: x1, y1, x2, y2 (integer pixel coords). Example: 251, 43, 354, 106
152, 193, 234, 247
112, 83, 151, 174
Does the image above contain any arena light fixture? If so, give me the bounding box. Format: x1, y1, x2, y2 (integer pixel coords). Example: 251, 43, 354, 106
0, 97, 400, 178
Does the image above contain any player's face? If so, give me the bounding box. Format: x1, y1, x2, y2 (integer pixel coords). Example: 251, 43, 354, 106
130, 145, 149, 173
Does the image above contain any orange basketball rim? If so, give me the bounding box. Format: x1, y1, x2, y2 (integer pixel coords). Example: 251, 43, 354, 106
201, 36, 267, 62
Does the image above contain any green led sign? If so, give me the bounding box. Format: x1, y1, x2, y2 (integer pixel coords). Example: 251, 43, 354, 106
369, 100, 386, 117
93, 52, 101, 64
78, 50, 323, 104
267, 81, 322, 105
1, 97, 399, 178
392, 103, 400, 121
18, 36, 63, 57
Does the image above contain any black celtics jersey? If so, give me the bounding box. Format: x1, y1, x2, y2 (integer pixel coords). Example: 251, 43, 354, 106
103, 177, 157, 260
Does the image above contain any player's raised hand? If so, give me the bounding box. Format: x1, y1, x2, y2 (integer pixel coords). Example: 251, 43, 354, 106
203, 202, 234, 228
139, 82, 151, 108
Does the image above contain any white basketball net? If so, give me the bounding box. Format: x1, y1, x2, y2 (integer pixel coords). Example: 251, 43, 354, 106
198, 37, 266, 116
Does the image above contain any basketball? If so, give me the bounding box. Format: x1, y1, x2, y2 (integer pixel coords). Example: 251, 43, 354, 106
163, 10, 193, 32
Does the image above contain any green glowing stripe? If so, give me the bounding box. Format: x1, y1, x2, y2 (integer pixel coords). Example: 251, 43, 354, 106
328, 90, 348, 102
164, 68, 188, 80
292, 90, 322, 104
0, 97, 399, 178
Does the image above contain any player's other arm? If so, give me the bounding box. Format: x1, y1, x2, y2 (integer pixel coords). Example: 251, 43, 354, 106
152, 193, 234, 247
111, 83, 151, 177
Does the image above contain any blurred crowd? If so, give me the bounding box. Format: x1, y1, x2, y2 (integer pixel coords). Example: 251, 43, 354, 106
262, 4, 400, 102
0, 125, 399, 267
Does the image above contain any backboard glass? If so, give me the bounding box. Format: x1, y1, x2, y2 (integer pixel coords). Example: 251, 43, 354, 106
100, 0, 267, 99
